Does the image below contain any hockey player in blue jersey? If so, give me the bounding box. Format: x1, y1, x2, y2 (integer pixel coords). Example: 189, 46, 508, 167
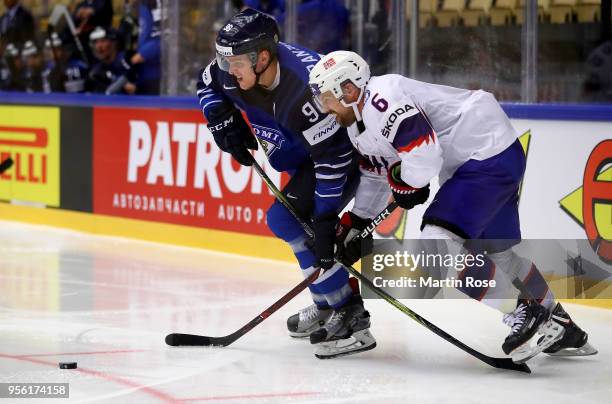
196, 9, 376, 359
42, 32, 89, 93
88, 27, 131, 94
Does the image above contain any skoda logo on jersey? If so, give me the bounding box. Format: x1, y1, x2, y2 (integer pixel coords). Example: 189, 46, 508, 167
251, 124, 285, 156
382, 104, 417, 139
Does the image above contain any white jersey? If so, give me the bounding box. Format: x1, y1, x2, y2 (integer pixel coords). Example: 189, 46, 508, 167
348, 74, 518, 188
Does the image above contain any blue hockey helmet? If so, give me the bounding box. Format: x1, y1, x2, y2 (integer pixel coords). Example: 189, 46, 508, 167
215, 8, 280, 72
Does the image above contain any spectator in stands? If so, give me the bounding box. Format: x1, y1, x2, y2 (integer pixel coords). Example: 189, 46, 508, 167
22, 40, 43, 92
366, 0, 391, 76
88, 26, 130, 94
583, 40, 612, 102
122, 0, 161, 95
116, 0, 139, 53
0, 0, 34, 54
42, 32, 89, 93
1, 42, 25, 91
42, 32, 64, 93
73, 0, 113, 35
0, 45, 10, 89
72, 0, 114, 63
277, 0, 349, 54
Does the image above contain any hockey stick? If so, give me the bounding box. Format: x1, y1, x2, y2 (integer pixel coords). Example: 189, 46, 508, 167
48, 5, 90, 66
0, 157, 14, 174
165, 189, 397, 347
165, 270, 319, 347
250, 158, 531, 373
105, 75, 129, 95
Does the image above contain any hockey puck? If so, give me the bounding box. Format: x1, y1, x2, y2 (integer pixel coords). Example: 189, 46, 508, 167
59, 362, 77, 369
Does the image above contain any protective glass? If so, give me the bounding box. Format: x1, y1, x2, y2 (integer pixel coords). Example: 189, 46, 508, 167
215, 52, 257, 72
312, 89, 341, 114
309, 82, 326, 111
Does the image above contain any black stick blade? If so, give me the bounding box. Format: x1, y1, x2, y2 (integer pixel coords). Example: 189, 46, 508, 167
492, 358, 531, 373
165, 333, 227, 347
0, 157, 14, 174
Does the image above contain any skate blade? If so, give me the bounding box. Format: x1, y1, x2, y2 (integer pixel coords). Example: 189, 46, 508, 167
314, 329, 376, 359
289, 323, 325, 338
547, 342, 598, 357
511, 319, 565, 364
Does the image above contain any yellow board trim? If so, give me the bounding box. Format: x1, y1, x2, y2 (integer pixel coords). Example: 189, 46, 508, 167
0, 202, 295, 262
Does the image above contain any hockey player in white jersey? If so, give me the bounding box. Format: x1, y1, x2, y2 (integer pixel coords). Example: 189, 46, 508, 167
308, 50, 597, 363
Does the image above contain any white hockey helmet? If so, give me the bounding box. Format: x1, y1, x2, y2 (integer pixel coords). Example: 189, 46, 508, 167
309, 50, 371, 108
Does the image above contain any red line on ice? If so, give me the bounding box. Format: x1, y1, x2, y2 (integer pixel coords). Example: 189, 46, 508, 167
0, 353, 179, 403
13, 349, 149, 358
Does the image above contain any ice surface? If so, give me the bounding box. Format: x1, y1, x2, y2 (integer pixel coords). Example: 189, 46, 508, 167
0, 220, 610, 403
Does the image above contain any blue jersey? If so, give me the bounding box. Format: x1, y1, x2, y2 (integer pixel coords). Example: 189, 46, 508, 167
196, 42, 356, 216
88, 51, 128, 94
43, 58, 89, 93
63, 59, 89, 93
136, 0, 161, 86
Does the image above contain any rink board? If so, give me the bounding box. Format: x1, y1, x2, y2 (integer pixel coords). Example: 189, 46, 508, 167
0, 94, 610, 308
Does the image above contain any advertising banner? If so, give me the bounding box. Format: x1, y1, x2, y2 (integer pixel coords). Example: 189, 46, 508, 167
93, 107, 284, 235
0, 105, 60, 206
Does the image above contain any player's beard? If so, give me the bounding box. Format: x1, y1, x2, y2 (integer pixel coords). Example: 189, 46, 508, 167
334, 111, 356, 128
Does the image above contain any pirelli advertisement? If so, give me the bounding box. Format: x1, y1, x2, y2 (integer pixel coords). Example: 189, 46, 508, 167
0, 105, 60, 207
92, 107, 284, 235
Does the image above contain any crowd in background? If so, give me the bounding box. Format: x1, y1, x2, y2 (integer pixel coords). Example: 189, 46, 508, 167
0, 0, 352, 97
1, 0, 610, 102
0, 0, 161, 95
233, 0, 350, 54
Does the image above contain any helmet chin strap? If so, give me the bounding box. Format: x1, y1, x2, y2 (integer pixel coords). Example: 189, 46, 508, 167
353, 104, 366, 133
253, 56, 275, 88
341, 86, 366, 133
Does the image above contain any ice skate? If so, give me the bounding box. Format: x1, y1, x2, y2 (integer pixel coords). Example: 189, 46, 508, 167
309, 295, 376, 359
287, 304, 332, 338
502, 299, 564, 364
541, 303, 598, 357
